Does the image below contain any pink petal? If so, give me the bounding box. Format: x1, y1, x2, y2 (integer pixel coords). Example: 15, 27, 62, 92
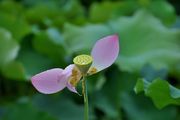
91, 34, 119, 71
63, 64, 75, 77
63, 64, 81, 94
66, 82, 78, 93
31, 68, 67, 94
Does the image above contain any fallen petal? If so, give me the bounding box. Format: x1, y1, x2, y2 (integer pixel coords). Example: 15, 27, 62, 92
91, 34, 119, 72
31, 68, 67, 94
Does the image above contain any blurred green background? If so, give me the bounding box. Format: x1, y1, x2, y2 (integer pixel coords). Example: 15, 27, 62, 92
0, 0, 180, 120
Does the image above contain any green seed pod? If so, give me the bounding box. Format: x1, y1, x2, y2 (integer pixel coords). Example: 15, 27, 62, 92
73, 54, 93, 75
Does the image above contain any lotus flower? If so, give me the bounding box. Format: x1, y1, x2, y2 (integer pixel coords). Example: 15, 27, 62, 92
31, 34, 119, 94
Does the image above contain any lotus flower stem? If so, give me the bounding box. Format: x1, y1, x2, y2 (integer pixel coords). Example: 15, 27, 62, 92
82, 76, 89, 120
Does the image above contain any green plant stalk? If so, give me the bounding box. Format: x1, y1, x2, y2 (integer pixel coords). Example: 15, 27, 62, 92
82, 76, 89, 120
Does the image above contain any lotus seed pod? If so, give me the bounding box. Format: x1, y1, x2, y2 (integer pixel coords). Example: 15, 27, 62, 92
73, 54, 93, 75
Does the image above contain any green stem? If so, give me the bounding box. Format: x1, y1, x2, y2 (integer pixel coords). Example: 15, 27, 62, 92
82, 76, 89, 120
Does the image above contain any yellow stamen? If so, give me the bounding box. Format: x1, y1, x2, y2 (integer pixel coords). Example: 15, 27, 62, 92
69, 66, 82, 87
87, 67, 97, 75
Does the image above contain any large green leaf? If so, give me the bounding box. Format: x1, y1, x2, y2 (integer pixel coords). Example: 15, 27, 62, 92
92, 92, 119, 119
0, 12, 30, 41
134, 78, 180, 109
63, 23, 111, 54
2, 50, 53, 81
90, 65, 138, 119
1, 42, 54, 80
0, 1, 24, 15
89, 0, 176, 25
63, 10, 180, 72
25, 0, 85, 27
140, 64, 168, 82
147, 1, 176, 25
25, 3, 61, 25
120, 93, 177, 120
32, 28, 67, 66
1, 97, 56, 120
0, 28, 19, 68
1, 61, 26, 80
32, 94, 84, 120
17, 50, 54, 80
16, 39, 54, 80
89, 1, 137, 23
111, 10, 180, 72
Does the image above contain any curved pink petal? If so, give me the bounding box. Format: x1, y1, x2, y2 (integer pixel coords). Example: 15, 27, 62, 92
63, 64, 82, 94
63, 64, 78, 93
66, 82, 78, 93
63, 64, 75, 77
91, 34, 119, 71
31, 68, 67, 94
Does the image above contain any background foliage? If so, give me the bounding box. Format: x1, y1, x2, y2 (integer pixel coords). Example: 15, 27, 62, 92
0, 0, 180, 120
